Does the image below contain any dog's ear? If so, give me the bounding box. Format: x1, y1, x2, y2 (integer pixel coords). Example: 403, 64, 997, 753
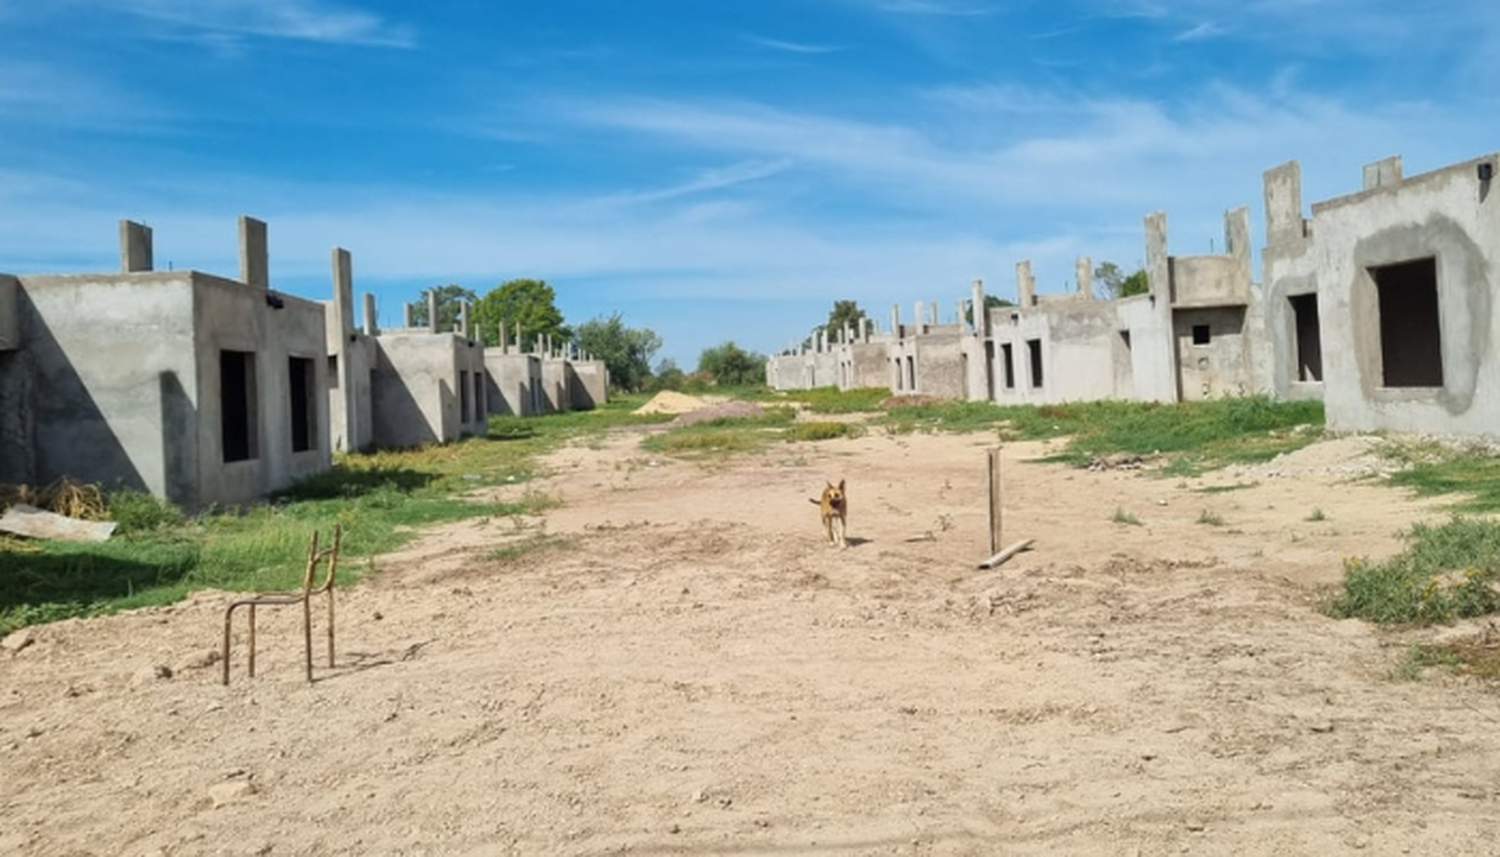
826, 481, 835, 490
838, 479, 846, 492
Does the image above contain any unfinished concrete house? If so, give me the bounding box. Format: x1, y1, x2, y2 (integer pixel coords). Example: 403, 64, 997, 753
359, 291, 489, 448
482, 326, 608, 417
0, 218, 331, 507
1259, 153, 1500, 436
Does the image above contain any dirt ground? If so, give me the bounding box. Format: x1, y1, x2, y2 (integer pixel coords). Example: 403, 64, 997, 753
3, 425, 1499, 856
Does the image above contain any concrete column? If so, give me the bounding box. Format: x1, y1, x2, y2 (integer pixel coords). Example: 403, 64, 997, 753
971, 279, 986, 335
1076, 257, 1092, 299
1144, 211, 1169, 299
1362, 155, 1402, 190
499, 323, 510, 354
956, 300, 967, 331
890, 304, 901, 339
915, 301, 926, 336
460, 301, 473, 341
119, 220, 153, 273
362, 293, 378, 336
402, 302, 414, 329
331, 248, 354, 341
238, 216, 269, 289
929, 301, 939, 326
1016, 260, 1035, 308
1263, 161, 1304, 247
426, 290, 439, 334
1225, 206, 1251, 286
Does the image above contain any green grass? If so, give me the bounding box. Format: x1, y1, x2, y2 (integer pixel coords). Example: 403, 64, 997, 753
0, 402, 661, 636
1195, 482, 1259, 494
1111, 507, 1143, 526
781, 386, 892, 414
1326, 517, 1500, 626
1197, 509, 1225, 526
1384, 443, 1500, 513
1307, 508, 1327, 522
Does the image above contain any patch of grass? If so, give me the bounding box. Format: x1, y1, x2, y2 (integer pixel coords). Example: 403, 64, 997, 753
1195, 482, 1259, 494
1392, 645, 1462, 682
1327, 517, 1500, 626
0, 402, 665, 636
1111, 507, 1143, 526
1307, 508, 1327, 522
880, 400, 1014, 435
1196, 509, 1225, 526
1385, 443, 1500, 513
786, 421, 863, 442
783, 386, 891, 414
492, 531, 574, 562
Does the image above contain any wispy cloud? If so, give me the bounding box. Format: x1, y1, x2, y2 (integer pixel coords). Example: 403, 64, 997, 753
744, 34, 847, 54
875, 0, 994, 16
1175, 21, 1225, 41
74, 0, 415, 47
601, 159, 796, 205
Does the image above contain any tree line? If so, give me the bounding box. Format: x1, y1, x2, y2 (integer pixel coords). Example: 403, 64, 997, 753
410, 279, 770, 392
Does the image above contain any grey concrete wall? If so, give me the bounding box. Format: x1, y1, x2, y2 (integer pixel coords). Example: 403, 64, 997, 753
848, 341, 890, 390
568, 360, 608, 410
13, 273, 199, 501
1116, 294, 1177, 403
1256, 160, 1324, 401
912, 331, 966, 398
1309, 153, 1500, 435
485, 351, 541, 416
0, 274, 18, 352
372, 332, 485, 447
191, 272, 330, 506
324, 248, 374, 453
1173, 306, 1250, 401
540, 357, 569, 413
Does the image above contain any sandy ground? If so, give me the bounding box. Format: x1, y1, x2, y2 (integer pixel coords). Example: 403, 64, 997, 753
3, 425, 1499, 856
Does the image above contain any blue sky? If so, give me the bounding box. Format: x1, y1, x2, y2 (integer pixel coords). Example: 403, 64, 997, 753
3, 1, 1497, 368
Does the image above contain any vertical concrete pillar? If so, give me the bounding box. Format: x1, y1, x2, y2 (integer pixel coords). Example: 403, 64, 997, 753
1224, 206, 1251, 286
499, 323, 510, 354
460, 301, 473, 341
1076, 257, 1093, 299
1263, 161, 1305, 246
1144, 212, 1169, 299
914, 301, 926, 336
971, 279, 986, 336
362, 293, 378, 336
238, 216, 269, 289
929, 301, 939, 326
402, 302, 415, 329
890, 304, 901, 339
427, 289, 439, 334
331, 248, 355, 340
1362, 155, 1402, 190
1016, 260, 1035, 308
119, 220, 153, 273
956, 300, 967, 331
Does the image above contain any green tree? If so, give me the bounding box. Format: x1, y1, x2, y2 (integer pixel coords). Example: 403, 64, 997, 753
697, 341, 767, 386
821, 300, 868, 344
967, 294, 1015, 326
472, 278, 571, 349
574, 312, 662, 392
651, 358, 687, 392
410, 284, 477, 332
1092, 262, 1150, 299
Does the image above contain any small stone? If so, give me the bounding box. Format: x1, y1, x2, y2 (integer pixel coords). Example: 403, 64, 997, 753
1, 629, 36, 654
1309, 721, 1335, 734
668, 824, 681, 835
693, 789, 709, 803
208, 779, 257, 808
1186, 822, 1206, 832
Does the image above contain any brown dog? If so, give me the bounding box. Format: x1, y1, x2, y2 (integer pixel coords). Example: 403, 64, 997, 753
809, 480, 848, 548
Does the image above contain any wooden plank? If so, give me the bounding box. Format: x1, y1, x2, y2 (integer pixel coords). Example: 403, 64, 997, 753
977, 538, 1034, 570
987, 446, 1003, 555
0, 503, 117, 542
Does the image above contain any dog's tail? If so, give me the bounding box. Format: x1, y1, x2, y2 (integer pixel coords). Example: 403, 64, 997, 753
808, 497, 821, 505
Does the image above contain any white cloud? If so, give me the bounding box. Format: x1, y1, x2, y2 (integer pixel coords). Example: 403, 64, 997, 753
744, 35, 848, 54
70, 0, 414, 47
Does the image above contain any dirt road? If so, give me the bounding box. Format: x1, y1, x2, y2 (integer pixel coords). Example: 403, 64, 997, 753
3, 427, 1497, 855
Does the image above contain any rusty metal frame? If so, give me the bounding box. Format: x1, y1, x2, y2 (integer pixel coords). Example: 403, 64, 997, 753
221, 524, 341, 685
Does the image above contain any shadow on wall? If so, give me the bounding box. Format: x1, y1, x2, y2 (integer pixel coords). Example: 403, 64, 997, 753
370, 365, 441, 449
8, 293, 149, 496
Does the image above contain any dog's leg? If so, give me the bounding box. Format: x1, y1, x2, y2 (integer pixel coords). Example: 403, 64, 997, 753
824, 514, 836, 545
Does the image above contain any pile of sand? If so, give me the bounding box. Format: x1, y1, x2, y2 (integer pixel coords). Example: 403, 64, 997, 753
632, 390, 709, 415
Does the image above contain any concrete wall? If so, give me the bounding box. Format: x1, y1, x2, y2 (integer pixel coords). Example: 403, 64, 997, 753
371, 331, 486, 447
1256, 160, 1325, 401
540, 357, 569, 413
324, 248, 375, 453
5, 269, 329, 507
485, 351, 542, 416
191, 272, 330, 506
1309, 153, 1500, 435
567, 360, 608, 410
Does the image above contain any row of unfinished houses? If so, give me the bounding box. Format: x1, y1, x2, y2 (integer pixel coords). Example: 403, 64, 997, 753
769, 151, 1500, 439
0, 218, 607, 509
